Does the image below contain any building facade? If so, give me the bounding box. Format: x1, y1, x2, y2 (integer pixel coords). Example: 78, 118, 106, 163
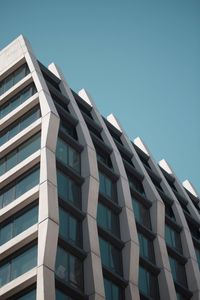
0, 35, 200, 300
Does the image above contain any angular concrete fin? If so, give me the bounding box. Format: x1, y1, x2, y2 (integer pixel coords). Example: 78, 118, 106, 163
159, 159, 173, 175
78, 89, 93, 107
48, 62, 62, 79
183, 179, 198, 198
134, 137, 149, 156
107, 113, 122, 132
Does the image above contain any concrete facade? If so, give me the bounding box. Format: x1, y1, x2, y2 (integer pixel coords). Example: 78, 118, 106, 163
0, 36, 199, 300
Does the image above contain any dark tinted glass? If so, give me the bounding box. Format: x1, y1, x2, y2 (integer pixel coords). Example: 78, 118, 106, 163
56, 138, 80, 173
139, 266, 159, 299
0, 245, 37, 287
55, 247, 83, 290
99, 237, 122, 275
132, 198, 151, 229
165, 225, 182, 253
57, 170, 81, 208
104, 278, 122, 300
97, 202, 120, 237
0, 205, 38, 245
0, 83, 36, 118
0, 64, 29, 96
169, 256, 187, 287
59, 208, 81, 247
138, 232, 155, 262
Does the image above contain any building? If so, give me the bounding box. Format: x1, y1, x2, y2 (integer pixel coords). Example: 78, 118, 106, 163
0, 35, 200, 300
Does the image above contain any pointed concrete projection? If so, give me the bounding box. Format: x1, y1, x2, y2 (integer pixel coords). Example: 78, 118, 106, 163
134, 137, 149, 156
78, 88, 93, 107
183, 179, 199, 198
159, 159, 173, 175
107, 113, 122, 132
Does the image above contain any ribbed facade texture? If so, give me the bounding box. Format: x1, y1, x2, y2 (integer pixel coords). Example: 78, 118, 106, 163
0, 36, 200, 300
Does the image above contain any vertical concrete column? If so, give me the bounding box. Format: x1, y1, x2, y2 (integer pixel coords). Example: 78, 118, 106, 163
158, 160, 200, 300
79, 91, 140, 300
48, 66, 104, 300
18, 37, 60, 300
122, 136, 176, 300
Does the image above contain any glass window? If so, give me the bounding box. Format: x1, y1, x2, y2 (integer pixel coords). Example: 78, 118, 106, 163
104, 278, 122, 300
0, 205, 38, 245
165, 225, 182, 253
0, 83, 36, 119
132, 198, 151, 229
0, 166, 40, 208
56, 138, 80, 173
55, 247, 83, 290
15, 289, 36, 300
165, 203, 176, 221
169, 256, 187, 287
195, 247, 200, 269
99, 172, 116, 202
97, 202, 120, 237
56, 289, 72, 300
57, 170, 81, 208
176, 292, 188, 300
0, 106, 40, 146
139, 266, 159, 299
0, 64, 29, 96
128, 174, 145, 196
138, 232, 155, 263
99, 237, 122, 275
59, 208, 81, 247
0, 133, 40, 176
59, 121, 77, 140
11, 246, 37, 280
18, 133, 40, 162
96, 149, 112, 169
0, 244, 37, 287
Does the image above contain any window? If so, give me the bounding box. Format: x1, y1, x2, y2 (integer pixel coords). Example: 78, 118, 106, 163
188, 223, 200, 241
56, 289, 73, 300
99, 172, 116, 202
176, 292, 188, 300
165, 203, 176, 221
0, 133, 40, 175
132, 198, 151, 229
0, 204, 38, 245
60, 120, 77, 140
56, 138, 80, 173
57, 170, 81, 208
0, 64, 29, 96
0, 166, 40, 208
96, 149, 112, 169
139, 155, 151, 169
59, 208, 81, 247
138, 232, 155, 263
0, 106, 41, 146
13, 289, 36, 300
97, 202, 120, 237
0, 244, 37, 287
151, 177, 163, 192
169, 256, 187, 287
165, 225, 182, 253
128, 175, 145, 196
99, 237, 122, 275
139, 266, 159, 299
55, 247, 83, 290
195, 247, 200, 269
104, 278, 122, 300
0, 83, 36, 119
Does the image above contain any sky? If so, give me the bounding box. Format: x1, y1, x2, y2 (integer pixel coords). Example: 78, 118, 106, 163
0, 0, 199, 194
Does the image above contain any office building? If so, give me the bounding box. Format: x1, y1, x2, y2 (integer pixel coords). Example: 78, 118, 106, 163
0, 35, 200, 300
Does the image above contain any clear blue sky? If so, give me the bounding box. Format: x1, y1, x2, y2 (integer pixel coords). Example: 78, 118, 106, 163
1, 0, 199, 194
